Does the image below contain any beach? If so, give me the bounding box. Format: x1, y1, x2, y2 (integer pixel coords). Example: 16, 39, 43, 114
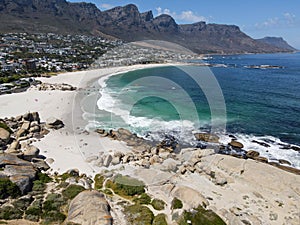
1, 64, 300, 225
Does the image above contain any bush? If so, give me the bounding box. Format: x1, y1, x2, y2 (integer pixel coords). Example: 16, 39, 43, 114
0, 206, 22, 220
124, 204, 154, 225
133, 193, 151, 205
151, 199, 166, 210
106, 175, 145, 197
32, 180, 46, 192
0, 178, 21, 199
12, 197, 33, 210
42, 210, 66, 224
0, 122, 11, 133
178, 205, 226, 225
94, 174, 105, 190
153, 213, 168, 225
37, 172, 52, 183
62, 185, 85, 200
41, 193, 66, 224
171, 197, 183, 209
25, 205, 42, 222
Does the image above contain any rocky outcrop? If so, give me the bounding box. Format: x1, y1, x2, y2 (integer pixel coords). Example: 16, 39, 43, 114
194, 133, 219, 143
67, 190, 113, 225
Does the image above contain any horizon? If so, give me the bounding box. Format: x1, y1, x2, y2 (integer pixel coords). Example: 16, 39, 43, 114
70, 0, 300, 49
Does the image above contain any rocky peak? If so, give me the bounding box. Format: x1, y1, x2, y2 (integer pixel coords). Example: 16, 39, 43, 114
141, 10, 153, 22
152, 14, 179, 32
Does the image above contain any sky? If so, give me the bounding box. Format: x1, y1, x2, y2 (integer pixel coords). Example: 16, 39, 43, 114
70, 0, 300, 49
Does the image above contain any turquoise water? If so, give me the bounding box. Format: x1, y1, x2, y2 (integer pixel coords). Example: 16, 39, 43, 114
82, 53, 300, 167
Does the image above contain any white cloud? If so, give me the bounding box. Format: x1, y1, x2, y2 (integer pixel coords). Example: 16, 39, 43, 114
100, 3, 114, 10
255, 12, 297, 29
156, 7, 208, 23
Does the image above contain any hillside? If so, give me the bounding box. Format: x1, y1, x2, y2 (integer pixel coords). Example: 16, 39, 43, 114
256, 37, 298, 51
0, 0, 296, 54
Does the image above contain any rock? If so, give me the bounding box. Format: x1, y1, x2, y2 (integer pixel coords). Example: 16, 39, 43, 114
159, 151, 170, 160
16, 128, 28, 139
117, 128, 132, 137
254, 156, 268, 163
103, 155, 112, 167
45, 158, 55, 164
269, 212, 278, 221
9, 141, 20, 150
149, 155, 160, 165
21, 121, 31, 131
0, 127, 10, 144
178, 165, 187, 174
85, 155, 98, 163
123, 153, 134, 163
229, 140, 244, 149
111, 156, 121, 165
246, 150, 260, 159
214, 173, 227, 186
141, 159, 150, 168
23, 112, 40, 122
67, 190, 112, 225
66, 177, 77, 185
278, 159, 291, 165
29, 125, 40, 133
23, 146, 40, 161
4, 164, 37, 194
31, 158, 50, 171
161, 158, 180, 172
291, 145, 300, 152
93, 157, 104, 167
194, 133, 219, 143
0, 153, 31, 167
78, 178, 92, 189
268, 162, 300, 175
46, 117, 64, 129
252, 140, 270, 148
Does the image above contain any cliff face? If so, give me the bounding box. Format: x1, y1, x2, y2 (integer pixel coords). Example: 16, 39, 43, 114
0, 0, 296, 54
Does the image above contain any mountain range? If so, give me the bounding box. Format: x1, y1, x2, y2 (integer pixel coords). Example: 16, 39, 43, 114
0, 0, 297, 54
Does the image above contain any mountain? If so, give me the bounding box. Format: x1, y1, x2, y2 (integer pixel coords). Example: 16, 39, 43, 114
256, 37, 298, 51
0, 0, 296, 54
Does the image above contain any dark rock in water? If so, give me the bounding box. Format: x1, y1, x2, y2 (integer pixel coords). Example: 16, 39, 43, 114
278, 159, 292, 166
228, 134, 237, 140
246, 150, 260, 159
291, 146, 300, 152
229, 140, 244, 149
158, 135, 178, 150
251, 140, 270, 148
194, 133, 219, 143
67, 190, 112, 225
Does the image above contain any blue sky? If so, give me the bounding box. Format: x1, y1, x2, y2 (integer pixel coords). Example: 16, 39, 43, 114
70, 0, 300, 49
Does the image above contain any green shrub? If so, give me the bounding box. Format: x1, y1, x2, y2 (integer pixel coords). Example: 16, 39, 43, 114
151, 199, 166, 210
0, 206, 22, 220
12, 197, 33, 210
37, 172, 52, 183
25, 205, 42, 222
42, 210, 66, 224
0, 122, 11, 133
106, 174, 145, 197
103, 189, 113, 195
124, 204, 154, 225
133, 193, 151, 205
32, 180, 46, 192
178, 205, 226, 225
172, 197, 183, 209
153, 213, 168, 225
62, 185, 85, 200
94, 174, 105, 190
0, 178, 21, 199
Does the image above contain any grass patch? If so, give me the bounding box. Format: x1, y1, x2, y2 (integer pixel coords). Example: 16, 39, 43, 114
32, 180, 46, 192
94, 174, 105, 190
37, 172, 52, 183
62, 184, 85, 200
133, 193, 151, 205
124, 204, 154, 225
0, 206, 22, 220
106, 174, 145, 198
153, 213, 168, 225
151, 199, 166, 210
42, 193, 66, 224
178, 205, 226, 225
171, 197, 183, 210
0, 178, 21, 199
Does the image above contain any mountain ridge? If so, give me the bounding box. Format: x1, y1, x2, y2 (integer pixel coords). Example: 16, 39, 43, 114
0, 0, 296, 54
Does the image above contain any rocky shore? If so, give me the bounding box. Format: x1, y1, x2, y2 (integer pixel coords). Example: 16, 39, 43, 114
0, 66, 299, 225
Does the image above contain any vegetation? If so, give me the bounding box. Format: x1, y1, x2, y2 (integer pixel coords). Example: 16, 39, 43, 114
0, 122, 11, 133
62, 184, 85, 200
178, 205, 226, 225
133, 193, 152, 205
42, 193, 66, 224
124, 204, 154, 225
0, 206, 22, 220
153, 214, 168, 225
94, 174, 105, 190
151, 199, 166, 211
106, 174, 145, 198
37, 172, 52, 183
32, 180, 46, 192
171, 197, 183, 209
0, 178, 21, 199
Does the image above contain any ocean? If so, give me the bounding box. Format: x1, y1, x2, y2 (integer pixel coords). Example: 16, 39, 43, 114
82, 53, 300, 168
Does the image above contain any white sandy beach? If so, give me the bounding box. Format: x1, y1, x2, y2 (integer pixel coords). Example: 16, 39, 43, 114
1, 64, 300, 225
